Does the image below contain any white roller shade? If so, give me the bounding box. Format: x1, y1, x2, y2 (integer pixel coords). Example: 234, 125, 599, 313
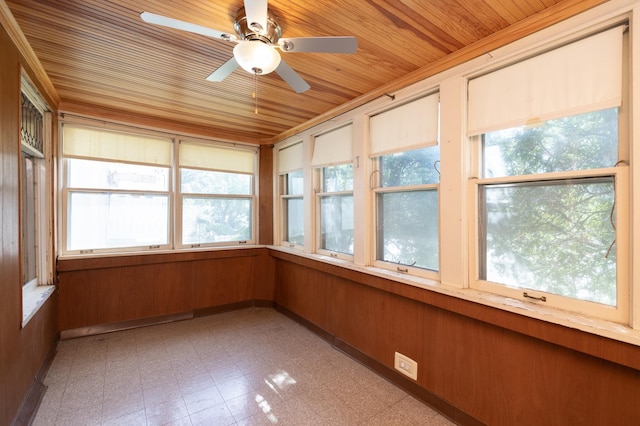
63, 125, 172, 165
179, 142, 255, 173
468, 26, 624, 136
370, 93, 439, 157
311, 124, 353, 167
278, 142, 304, 173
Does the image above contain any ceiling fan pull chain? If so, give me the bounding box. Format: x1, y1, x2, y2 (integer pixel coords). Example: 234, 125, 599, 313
253, 72, 259, 114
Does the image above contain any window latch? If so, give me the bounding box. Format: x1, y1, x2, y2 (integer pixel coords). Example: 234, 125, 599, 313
523, 292, 546, 302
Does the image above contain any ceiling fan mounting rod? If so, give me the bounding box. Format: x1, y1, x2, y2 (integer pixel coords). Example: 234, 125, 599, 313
233, 7, 282, 44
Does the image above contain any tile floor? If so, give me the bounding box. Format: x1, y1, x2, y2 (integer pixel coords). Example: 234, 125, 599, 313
34, 308, 455, 425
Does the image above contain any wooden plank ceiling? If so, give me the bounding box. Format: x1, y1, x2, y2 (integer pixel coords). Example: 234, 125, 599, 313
6, 0, 602, 144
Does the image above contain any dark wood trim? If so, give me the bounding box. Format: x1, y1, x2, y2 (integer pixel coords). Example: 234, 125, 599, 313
270, 249, 640, 372
195, 300, 276, 317
277, 304, 484, 426
194, 301, 255, 318
11, 334, 59, 426
253, 300, 276, 309
275, 304, 335, 344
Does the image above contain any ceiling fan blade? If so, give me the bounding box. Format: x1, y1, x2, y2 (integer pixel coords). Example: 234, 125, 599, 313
206, 57, 239, 82
275, 61, 310, 93
140, 12, 237, 41
243, 0, 268, 34
279, 36, 358, 54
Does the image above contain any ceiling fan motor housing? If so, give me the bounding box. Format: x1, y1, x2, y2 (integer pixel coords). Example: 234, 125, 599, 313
233, 7, 282, 44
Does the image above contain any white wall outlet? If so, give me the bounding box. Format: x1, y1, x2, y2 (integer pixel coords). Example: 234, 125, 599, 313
394, 351, 418, 380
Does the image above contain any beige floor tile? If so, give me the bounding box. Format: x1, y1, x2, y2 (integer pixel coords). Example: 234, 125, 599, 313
101, 409, 147, 426
35, 308, 454, 426
182, 383, 225, 416
144, 398, 189, 425
189, 401, 235, 426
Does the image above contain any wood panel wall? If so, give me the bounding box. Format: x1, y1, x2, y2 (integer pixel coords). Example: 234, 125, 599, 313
0, 23, 58, 426
57, 249, 275, 332
271, 250, 640, 425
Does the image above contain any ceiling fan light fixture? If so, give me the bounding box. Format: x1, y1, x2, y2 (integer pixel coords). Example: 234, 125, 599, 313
233, 41, 281, 75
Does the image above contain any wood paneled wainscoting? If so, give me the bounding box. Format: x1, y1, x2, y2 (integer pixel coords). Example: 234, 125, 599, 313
270, 249, 640, 426
57, 248, 275, 336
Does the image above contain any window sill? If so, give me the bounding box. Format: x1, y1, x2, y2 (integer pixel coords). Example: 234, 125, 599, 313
267, 245, 640, 350
22, 283, 55, 327
58, 244, 264, 261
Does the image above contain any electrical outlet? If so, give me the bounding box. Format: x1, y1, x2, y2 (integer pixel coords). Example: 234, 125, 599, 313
394, 351, 418, 380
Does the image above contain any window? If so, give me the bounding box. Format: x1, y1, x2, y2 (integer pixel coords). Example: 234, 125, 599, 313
20, 88, 50, 287
370, 94, 440, 276
468, 27, 628, 322
21, 77, 55, 326
282, 170, 304, 246
278, 142, 304, 247
61, 124, 257, 254
62, 125, 172, 253
21, 152, 38, 287
179, 142, 256, 247
318, 164, 354, 255
311, 124, 354, 256
374, 147, 440, 272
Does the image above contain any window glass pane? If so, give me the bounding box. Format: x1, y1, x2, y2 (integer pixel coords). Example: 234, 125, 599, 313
286, 170, 304, 195
68, 158, 169, 191
181, 168, 252, 195
320, 195, 354, 254
481, 178, 616, 305
22, 153, 37, 284
483, 108, 618, 178
322, 164, 353, 192
182, 198, 252, 244
379, 145, 440, 187
377, 190, 438, 270
68, 192, 169, 250
285, 198, 304, 245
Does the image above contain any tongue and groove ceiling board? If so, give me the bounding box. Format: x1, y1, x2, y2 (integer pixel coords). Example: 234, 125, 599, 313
6, 0, 604, 144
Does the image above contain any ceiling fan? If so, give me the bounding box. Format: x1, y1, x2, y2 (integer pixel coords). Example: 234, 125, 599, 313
141, 0, 358, 93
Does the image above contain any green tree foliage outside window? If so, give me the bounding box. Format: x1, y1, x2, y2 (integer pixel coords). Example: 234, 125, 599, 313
377, 146, 440, 271
481, 108, 618, 305
320, 164, 354, 254
181, 169, 253, 244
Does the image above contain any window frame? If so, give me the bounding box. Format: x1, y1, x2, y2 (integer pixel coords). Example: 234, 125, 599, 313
20, 74, 55, 327
279, 169, 305, 248
371, 173, 440, 279
61, 156, 173, 255
59, 121, 259, 256
176, 141, 257, 249
469, 164, 629, 322
315, 164, 354, 260
20, 77, 52, 287
467, 26, 630, 322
